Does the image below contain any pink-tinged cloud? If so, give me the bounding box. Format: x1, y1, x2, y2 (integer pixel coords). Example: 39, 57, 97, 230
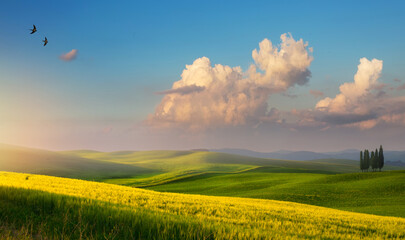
397, 83, 405, 91
102, 126, 113, 134
309, 90, 324, 98
147, 33, 313, 130
59, 49, 78, 61
373, 83, 387, 90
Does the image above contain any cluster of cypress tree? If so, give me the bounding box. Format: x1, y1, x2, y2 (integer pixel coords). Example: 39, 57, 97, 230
360, 145, 384, 172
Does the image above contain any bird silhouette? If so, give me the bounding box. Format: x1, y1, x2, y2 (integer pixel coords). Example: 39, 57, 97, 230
30, 25, 37, 34
43, 37, 48, 46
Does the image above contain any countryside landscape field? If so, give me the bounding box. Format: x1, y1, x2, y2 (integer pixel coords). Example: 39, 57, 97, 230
2, 1, 405, 239
1, 171, 405, 239
0, 144, 404, 239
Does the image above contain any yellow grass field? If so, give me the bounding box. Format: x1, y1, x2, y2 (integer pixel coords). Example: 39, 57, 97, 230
0, 171, 404, 239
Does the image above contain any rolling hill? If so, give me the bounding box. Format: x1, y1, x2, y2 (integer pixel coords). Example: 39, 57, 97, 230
149, 169, 405, 217
66, 149, 402, 173
63, 150, 402, 188
2, 144, 403, 218
0, 171, 404, 239
2, 144, 399, 188
0, 144, 151, 180
64, 149, 365, 173
212, 148, 405, 161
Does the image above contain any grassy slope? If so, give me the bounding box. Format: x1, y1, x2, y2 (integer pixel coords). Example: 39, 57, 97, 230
63, 150, 256, 170
66, 150, 391, 187
0, 172, 404, 240
149, 169, 405, 217
3, 144, 370, 186
63, 150, 405, 217
3, 145, 403, 218
0, 144, 151, 180
63, 150, 262, 186
67, 150, 364, 172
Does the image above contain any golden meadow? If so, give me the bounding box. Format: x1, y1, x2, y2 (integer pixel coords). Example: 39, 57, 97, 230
0, 171, 404, 239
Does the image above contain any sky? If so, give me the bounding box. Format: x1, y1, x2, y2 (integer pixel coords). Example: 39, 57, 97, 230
1, 0, 405, 152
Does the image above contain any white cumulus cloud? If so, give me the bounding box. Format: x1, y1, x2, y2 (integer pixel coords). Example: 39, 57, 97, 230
316, 58, 383, 114
311, 57, 405, 129
147, 33, 313, 130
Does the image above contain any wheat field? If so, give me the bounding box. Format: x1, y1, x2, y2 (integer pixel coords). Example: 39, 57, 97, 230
0, 171, 404, 239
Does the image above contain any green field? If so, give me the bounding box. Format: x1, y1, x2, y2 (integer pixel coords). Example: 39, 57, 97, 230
1, 172, 404, 240
0, 144, 152, 180
148, 168, 405, 217
65, 150, 366, 173
58, 148, 405, 217
2, 144, 404, 219
64, 149, 402, 189
59, 149, 405, 217
0, 144, 404, 239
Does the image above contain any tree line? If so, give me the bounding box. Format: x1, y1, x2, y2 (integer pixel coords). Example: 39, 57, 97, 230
360, 145, 384, 172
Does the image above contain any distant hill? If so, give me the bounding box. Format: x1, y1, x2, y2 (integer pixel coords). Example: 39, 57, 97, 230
65, 150, 364, 173
1, 144, 402, 184
66, 150, 402, 188
386, 160, 405, 167
0, 144, 150, 179
211, 148, 405, 161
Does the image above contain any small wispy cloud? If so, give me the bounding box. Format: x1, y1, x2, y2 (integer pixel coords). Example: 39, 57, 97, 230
309, 90, 324, 98
282, 92, 298, 99
394, 78, 401, 82
373, 83, 387, 90
397, 83, 405, 91
155, 85, 205, 95
314, 112, 379, 125
102, 126, 113, 134
59, 49, 78, 61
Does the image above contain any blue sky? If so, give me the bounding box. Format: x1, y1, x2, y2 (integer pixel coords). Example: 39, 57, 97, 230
1, 1, 405, 151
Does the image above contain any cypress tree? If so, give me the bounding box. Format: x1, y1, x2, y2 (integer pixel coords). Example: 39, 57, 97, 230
374, 149, 379, 171
360, 151, 364, 172
363, 151, 366, 172
371, 151, 375, 172
379, 145, 384, 171
365, 150, 370, 172
363, 150, 366, 172
367, 149, 371, 171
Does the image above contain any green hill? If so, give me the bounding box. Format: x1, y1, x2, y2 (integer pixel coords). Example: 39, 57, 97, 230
6, 145, 373, 186
0, 144, 151, 180
66, 150, 359, 172
2, 144, 403, 218
62, 150, 400, 187
66, 150, 402, 172
148, 169, 405, 217
1, 172, 404, 240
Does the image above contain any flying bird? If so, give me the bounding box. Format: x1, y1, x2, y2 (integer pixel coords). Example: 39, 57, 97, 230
43, 37, 48, 46
30, 25, 37, 34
